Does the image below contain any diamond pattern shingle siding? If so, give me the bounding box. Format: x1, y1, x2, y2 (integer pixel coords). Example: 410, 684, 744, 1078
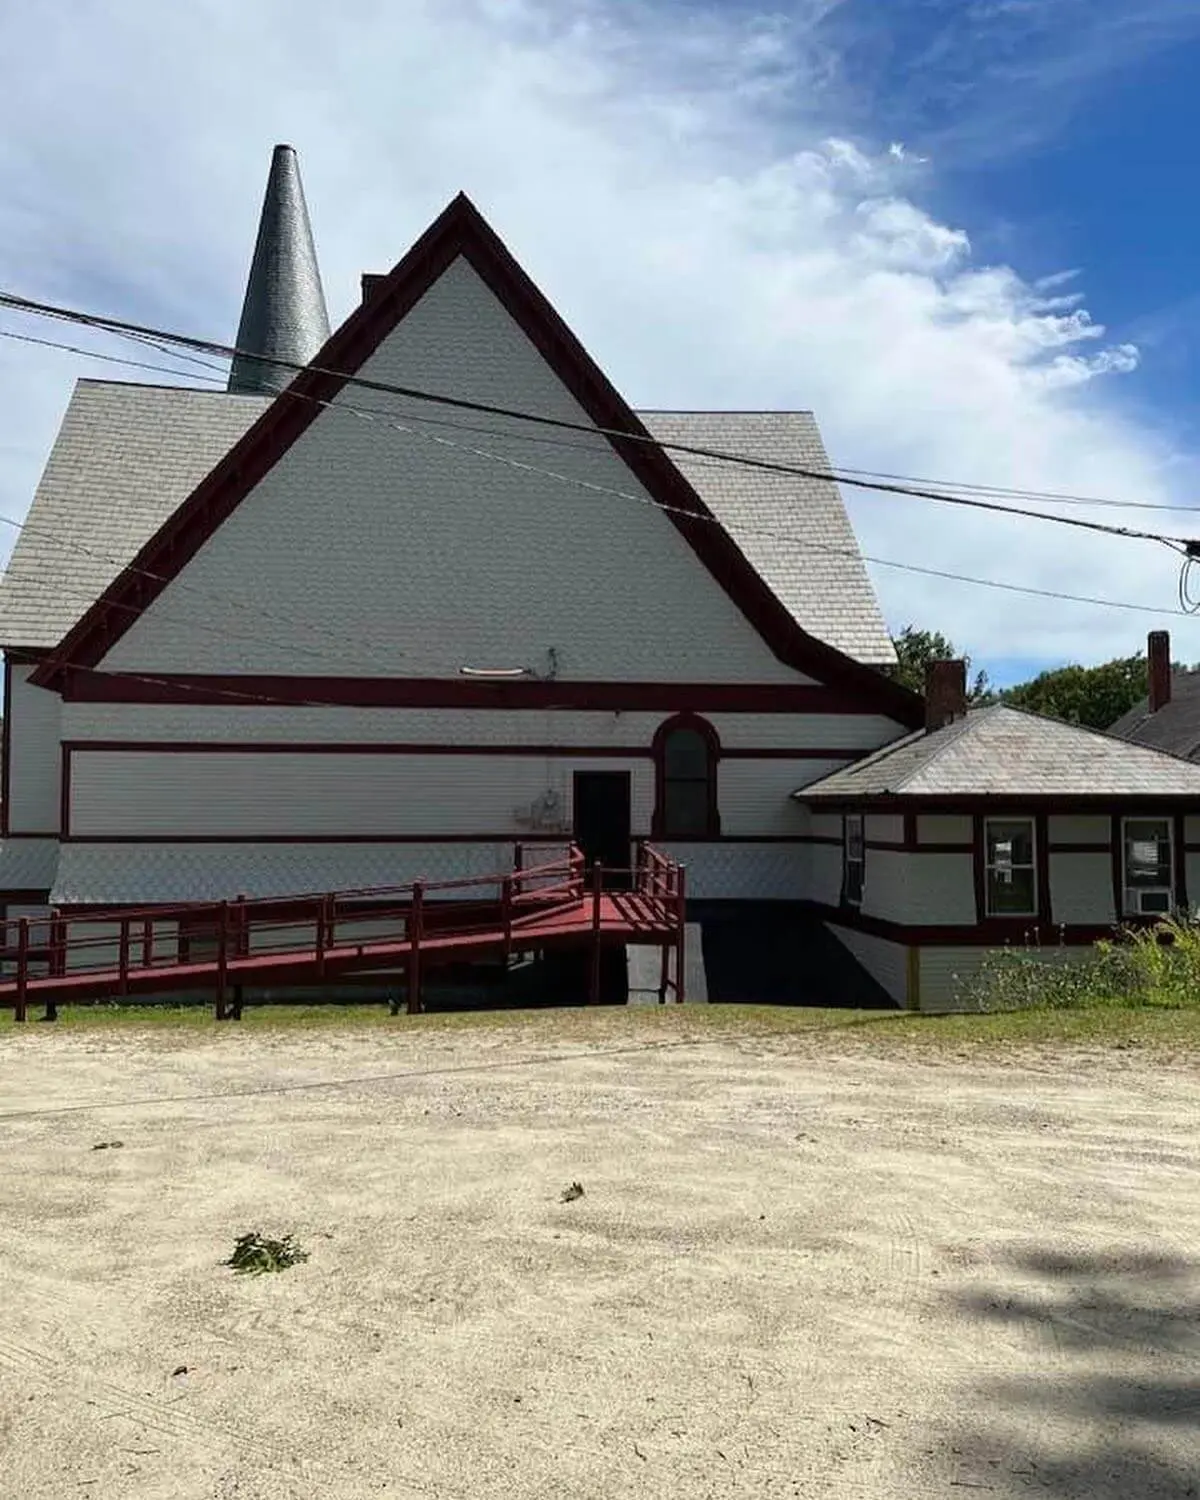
797, 705, 1200, 799
0, 386, 894, 666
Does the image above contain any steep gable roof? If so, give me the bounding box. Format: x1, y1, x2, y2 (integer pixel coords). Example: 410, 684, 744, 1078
21, 194, 915, 720
795, 703, 1200, 801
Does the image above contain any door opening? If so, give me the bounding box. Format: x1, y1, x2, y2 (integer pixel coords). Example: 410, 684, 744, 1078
572, 771, 632, 889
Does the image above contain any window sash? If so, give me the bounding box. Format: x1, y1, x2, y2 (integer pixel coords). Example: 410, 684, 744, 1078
1122, 818, 1173, 907
844, 816, 864, 906
983, 818, 1037, 917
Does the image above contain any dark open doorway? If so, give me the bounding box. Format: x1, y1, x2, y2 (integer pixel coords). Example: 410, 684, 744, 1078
573, 770, 632, 888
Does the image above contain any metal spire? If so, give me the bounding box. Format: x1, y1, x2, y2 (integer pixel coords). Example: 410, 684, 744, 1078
227, 144, 330, 395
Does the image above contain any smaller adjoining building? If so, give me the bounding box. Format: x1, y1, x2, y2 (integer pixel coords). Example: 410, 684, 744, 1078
1108, 630, 1200, 760
793, 660, 1200, 1011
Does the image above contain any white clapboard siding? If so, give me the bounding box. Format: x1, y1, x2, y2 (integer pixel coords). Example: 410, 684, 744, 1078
717, 759, 848, 837
1048, 814, 1111, 844
1049, 852, 1115, 926
68, 751, 654, 839
863, 850, 976, 926
102, 259, 820, 684
7, 666, 61, 833
826, 923, 907, 1005
917, 814, 971, 844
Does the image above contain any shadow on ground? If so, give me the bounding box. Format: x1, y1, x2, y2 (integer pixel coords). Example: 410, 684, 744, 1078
943, 1246, 1200, 1498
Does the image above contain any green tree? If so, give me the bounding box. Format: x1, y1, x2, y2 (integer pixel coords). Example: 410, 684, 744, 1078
998, 655, 1148, 731
890, 624, 992, 701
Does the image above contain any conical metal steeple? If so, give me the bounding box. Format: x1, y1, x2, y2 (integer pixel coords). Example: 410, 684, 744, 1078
227, 144, 330, 395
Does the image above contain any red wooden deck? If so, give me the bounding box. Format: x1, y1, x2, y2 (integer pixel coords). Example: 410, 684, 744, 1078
1, 845, 686, 1021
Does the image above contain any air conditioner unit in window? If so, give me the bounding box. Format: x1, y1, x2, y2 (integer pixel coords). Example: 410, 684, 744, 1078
1130, 887, 1173, 916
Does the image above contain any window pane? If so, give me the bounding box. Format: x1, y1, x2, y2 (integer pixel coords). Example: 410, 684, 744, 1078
663, 780, 711, 837
986, 820, 1033, 867
987, 866, 1036, 916
663, 728, 709, 778
1125, 820, 1171, 886
845, 859, 864, 905
846, 816, 864, 860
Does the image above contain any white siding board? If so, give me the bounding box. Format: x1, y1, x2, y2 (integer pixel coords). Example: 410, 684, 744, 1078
1049, 852, 1115, 926
7, 666, 61, 833
826, 924, 907, 1005
865, 813, 905, 844
810, 843, 843, 906
810, 812, 843, 841
718, 760, 845, 836
61, 706, 903, 755
863, 850, 975, 925
1049, 814, 1110, 844
917, 815, 971, 845
1188, 853, 1200, 914
918, 944, 1094, 1012
69, 751, 654, 840
101, 259, 814, 685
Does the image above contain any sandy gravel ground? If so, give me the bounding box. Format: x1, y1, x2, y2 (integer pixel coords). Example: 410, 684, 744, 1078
0, 1017, 1198, 1499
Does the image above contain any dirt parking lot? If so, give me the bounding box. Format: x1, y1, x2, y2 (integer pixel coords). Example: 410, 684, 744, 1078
0, 1011, 1197, 1499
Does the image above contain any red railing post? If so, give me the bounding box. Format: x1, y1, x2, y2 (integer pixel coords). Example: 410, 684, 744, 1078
50, 910, 66, 979
15, 918, 28, 1023
407, 881, 424, 1015
235, 894, 249, 959
141, 914, 154, 971
118, 916, 130, 995
501, 874, 513, 964
589, 863, 603, 1005
674, 865, 687, 1004
215, 901, 228, 1020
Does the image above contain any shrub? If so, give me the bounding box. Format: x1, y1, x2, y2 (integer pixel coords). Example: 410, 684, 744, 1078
961, 917, 1200, 1012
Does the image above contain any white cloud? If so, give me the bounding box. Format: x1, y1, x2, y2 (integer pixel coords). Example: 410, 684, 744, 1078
0, 0, 1195, 678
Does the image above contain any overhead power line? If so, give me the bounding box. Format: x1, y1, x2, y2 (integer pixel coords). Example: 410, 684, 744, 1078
0, 308, 1193, 639
1, 288, 1197, 553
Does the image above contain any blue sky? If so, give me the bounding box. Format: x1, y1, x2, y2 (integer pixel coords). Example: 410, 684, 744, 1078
0, 0, 1199, 686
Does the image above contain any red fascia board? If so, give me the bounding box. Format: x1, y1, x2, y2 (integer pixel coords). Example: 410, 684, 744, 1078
30, 194, 919, 727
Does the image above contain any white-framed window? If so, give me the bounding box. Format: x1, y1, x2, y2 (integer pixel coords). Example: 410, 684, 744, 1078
843, 814, 865, 906
1122, 817, 1174, 917
983, 818, 1037, 917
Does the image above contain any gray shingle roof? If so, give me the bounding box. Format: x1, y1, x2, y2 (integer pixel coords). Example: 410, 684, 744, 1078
227, 145, 330, 396
796, 704, 1200, 800
0, 386, 896, 663
0, 383, 273, 648
1107, 674, 1200, 760
641, 412, 895, 665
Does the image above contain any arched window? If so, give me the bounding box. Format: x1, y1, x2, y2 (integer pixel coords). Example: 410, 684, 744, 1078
653, 716, 720, 838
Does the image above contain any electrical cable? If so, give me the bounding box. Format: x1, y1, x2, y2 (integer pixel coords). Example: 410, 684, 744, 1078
1, 288, 1197, 551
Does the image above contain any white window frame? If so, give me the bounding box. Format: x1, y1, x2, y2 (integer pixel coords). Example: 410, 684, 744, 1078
983, 817, 1037, 919
1120, 816, 1174, 917
843, 814, 865, 907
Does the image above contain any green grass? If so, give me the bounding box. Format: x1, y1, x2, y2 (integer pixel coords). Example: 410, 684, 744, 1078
2, 998, 1199, 1050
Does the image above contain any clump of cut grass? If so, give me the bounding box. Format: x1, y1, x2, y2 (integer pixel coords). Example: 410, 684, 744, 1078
961, 917, 1200, 1013
223, 1231, 309, 1275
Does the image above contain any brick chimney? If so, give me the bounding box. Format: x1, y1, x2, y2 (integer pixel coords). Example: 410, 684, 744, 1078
925, 659, 968, 733
1148, 630, 1171, 714
361, 272, 387, 303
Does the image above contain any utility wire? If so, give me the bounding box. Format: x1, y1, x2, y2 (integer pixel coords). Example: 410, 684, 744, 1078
1, 288, 1196, 552
0, 318, 1191, 646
